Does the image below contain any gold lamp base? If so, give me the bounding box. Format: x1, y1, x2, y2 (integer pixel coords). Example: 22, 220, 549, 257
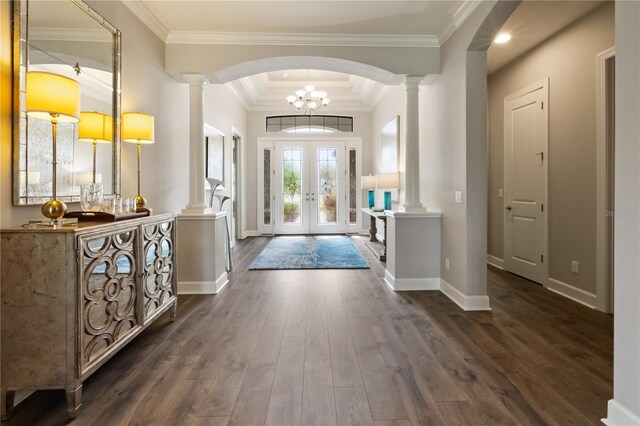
135, 195, 147, 209
41, 199, 67, 220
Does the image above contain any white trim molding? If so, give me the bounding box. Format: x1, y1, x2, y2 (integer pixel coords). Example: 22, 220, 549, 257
178, 273, 228, 295
437, 1, 482, 45
384, 270, 440, 291
595, 46, 616, 313
545, 278, 597, 309
166, 31, 439, 47
487, 255, 505, 269
121, 0, 169, 41
603, 399, 640, 426
440, 279, 491, 311
242, 230, 260, 238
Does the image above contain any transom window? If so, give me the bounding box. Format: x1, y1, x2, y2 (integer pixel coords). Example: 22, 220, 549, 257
266, 115, 354, 133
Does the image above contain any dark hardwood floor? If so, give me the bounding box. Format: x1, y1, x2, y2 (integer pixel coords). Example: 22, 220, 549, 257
4, 236, 613, 425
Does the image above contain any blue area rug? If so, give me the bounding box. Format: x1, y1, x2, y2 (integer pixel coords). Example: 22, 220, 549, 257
250, 236, 370, 270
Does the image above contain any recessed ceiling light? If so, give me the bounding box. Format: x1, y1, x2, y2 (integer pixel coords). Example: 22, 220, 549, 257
281, 72, 288, 78
494, 33, 512, 44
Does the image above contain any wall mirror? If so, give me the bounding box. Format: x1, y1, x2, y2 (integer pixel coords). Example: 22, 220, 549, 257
13, 0, 121, 206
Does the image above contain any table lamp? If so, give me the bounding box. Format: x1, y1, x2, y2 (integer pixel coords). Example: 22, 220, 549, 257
122, 112, 154, 208
375, 172, 399, 210
78, 112, 112, 183
361, 175, 376, 209
26, 72, 81, 221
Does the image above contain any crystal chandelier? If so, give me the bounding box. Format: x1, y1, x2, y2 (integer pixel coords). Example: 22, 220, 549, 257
286, 71, 330, 114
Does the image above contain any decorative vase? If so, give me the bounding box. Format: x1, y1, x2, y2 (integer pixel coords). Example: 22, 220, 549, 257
80, 182, 104, 212
368, 189, 375, 209
384, 191, 391, 210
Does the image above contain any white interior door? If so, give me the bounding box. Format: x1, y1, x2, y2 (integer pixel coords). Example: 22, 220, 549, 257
273, 140, 347, 235
504, 79, 548, 284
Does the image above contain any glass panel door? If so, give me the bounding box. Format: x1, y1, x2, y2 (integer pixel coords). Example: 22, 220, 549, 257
274, 142, 309, 234
309, 142, 346, 233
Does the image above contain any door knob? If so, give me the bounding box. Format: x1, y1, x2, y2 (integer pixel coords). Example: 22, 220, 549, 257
505, 205, 512, 211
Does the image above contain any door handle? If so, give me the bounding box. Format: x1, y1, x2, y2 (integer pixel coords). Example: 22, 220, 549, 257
505, 205, 512, 211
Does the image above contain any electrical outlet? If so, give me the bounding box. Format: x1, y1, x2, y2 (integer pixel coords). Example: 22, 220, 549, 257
455, 191, 463, 204
445, 258, 450, 270
571, 260, 579, 274
498, 188, 503, 198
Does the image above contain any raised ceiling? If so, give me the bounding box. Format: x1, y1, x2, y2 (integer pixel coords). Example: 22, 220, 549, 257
121, 0, 480, 45
226, 69, 388, 112
487, 0, 605, 74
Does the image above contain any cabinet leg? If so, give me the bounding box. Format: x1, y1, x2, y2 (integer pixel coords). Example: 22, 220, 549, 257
369, 216, 378, 242
169, 300, 177, 322
65, 385, 82, 419
1, 388, 15, 420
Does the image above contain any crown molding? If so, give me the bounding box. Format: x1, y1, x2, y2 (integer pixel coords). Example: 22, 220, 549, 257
121, 0, 169, 41
437, 0, 482, 45
166, 31, 439, 47
223, 82, 250, 111
30, 27, 112, 43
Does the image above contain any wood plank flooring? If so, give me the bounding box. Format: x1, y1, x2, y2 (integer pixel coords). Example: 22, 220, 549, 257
4, 237, 613, 425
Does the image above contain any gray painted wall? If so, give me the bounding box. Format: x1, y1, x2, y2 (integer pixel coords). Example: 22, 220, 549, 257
487, 2, 614, 294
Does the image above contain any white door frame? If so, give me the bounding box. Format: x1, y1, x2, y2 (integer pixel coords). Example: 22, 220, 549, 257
257, 136, 362, 235
596, 46, 615, 313
231, 127, 245, 239
503, 78, 549, 284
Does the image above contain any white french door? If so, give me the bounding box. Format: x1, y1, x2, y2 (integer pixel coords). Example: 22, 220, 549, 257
273, 140, 346, 234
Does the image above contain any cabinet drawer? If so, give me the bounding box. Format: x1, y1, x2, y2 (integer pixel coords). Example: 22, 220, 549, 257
78, 227, 142, 376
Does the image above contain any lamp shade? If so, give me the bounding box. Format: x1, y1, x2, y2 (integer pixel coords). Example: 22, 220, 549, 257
361, 175, 376, 189
376, 172, 400, 189
78, 112, 112, 144
122, 112, 154, 144
26, 72, 81, 122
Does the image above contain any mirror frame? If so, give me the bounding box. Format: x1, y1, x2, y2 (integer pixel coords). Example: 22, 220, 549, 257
12, 0, 122, 206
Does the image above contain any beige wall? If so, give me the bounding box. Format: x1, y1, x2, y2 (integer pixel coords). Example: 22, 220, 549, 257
488, 2, 614, 294
245, 110, 373, 233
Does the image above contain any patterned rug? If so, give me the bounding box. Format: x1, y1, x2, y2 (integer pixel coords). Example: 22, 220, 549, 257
249, 236, 370, 270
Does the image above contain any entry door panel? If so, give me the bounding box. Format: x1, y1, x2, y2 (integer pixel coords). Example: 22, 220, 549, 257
274, 143, 309, 234
504, 82, 548, 283
273, 140, 346, 234
310, 143, 345, 233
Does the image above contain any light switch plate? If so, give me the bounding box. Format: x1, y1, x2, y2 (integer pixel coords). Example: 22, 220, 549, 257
571, 260, 579, 274
455, 191, 463, 204
498, 189, 504, 198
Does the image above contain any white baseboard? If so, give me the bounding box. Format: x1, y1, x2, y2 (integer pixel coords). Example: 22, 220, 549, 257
242, 230, 259, 238
603, 399, 640, 425
178, 273, 228, 294
487, 254, 504, 269
440, 279, 491, 311
545, 277, 597, 309
384, 270, 440, 291
360, 228, 370, 235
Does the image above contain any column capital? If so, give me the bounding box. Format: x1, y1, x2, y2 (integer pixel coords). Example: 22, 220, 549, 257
183, 73, 209, 86
404, 75, 424, 90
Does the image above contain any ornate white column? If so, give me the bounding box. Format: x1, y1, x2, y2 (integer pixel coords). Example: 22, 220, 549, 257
182, 73, 210, 214
402, 76, 426, 213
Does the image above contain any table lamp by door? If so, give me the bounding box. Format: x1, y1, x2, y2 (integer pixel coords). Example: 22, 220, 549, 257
361, 175, 376, 209
375, 172, 399, 210
122, 112, 154, 208
78, 112, 112, 183
26, 72, 81, 221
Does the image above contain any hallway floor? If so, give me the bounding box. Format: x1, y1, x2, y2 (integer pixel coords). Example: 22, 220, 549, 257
5, 237, 613, 425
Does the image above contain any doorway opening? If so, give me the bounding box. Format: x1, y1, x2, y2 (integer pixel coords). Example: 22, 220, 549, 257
258, 137, 362, 236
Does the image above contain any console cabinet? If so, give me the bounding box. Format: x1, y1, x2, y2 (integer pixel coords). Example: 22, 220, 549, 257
0, 213, 177, 419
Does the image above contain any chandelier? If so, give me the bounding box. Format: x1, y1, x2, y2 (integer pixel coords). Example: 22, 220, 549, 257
286, 72, 330, 114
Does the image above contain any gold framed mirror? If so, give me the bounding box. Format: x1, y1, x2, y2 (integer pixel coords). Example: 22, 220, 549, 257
13, 0, 121, 206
